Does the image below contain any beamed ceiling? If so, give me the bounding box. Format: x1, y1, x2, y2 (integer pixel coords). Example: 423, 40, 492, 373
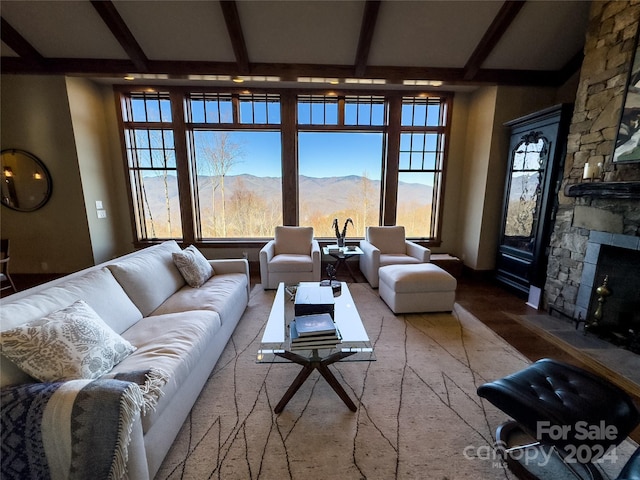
0, 0, 592, 89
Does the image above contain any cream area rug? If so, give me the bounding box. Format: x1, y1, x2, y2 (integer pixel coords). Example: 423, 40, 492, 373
155, 284, 636, 480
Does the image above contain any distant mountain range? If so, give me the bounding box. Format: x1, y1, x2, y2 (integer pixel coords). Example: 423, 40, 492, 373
142, 173, 434, 214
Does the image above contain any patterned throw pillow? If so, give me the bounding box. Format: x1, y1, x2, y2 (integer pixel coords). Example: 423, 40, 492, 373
0, 300, 136, 382
172, 245, 214, 288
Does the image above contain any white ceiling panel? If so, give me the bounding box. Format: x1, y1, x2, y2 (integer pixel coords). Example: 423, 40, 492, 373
482, 1, 591, 70
238, 0, 364, 65
0, 0, 594, 87
369, 1, 503, 67
113, 0, 235, 62
0, 0, 127, 59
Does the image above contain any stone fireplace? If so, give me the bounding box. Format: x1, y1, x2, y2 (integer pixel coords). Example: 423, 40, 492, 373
542, 2, 640, 353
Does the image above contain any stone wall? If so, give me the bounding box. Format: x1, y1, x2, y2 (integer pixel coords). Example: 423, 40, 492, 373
543, 1, 640, 317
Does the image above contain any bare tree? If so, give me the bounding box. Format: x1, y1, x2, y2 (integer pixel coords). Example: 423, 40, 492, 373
198, 132, 245, 236
349, 171, 375, 236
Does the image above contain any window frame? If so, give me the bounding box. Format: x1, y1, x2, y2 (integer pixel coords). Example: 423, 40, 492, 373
115, 86, 452, 248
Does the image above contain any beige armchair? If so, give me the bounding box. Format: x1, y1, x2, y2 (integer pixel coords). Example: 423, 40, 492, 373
260, 226, 321, 290
359, 226, 431, 288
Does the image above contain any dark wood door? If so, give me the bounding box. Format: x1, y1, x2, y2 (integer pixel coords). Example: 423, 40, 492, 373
496, 104, 573, 297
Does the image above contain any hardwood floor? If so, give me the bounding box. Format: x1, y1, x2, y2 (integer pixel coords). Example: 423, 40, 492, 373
454, 275, 579, 363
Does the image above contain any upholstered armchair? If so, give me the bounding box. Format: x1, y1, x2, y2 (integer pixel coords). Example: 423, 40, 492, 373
260, 226, 321, 290
359, 226, 430, 288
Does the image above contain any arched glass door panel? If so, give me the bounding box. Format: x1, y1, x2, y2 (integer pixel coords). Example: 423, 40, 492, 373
502, 135, 547, 254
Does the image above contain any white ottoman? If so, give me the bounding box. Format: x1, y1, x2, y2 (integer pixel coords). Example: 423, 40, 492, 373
378, 263, 457, 313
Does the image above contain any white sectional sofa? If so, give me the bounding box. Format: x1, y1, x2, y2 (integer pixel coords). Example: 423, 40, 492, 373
0, 240, 250, 480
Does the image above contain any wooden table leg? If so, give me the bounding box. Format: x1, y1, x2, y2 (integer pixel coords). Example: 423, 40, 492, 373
274, 363, 315, 414
317, 362, 357, 411
273, 350, 357, 413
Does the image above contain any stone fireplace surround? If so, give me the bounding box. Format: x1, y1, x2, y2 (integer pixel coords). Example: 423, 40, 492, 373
542, 1, 640, 324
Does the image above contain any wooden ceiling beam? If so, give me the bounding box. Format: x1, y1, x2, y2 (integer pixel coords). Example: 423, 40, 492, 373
219, 0, 250, 75
463, 0, 525, 81
354, 0, 381, 78
0, 17, 44, 64
0, 56, 566, 87
90, 0, 149, 72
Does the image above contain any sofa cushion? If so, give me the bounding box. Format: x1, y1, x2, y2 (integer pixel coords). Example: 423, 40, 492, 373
379, 254, 422, 267
367, 226, 406, 254
268, 254, 314, 273
0, 268, 143, 388
172, 245, 214, 288
108, 241, 185, 316
152, 273, 248, 326
274, 226, 313, 256
0, 267, 142, 334
1, 300, 136, 382
110, 310, 222, 432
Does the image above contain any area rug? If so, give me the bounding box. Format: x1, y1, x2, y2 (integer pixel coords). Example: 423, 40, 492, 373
155, 283, 636, 480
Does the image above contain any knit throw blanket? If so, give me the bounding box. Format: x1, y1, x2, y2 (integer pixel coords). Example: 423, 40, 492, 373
0, 368, 168, 480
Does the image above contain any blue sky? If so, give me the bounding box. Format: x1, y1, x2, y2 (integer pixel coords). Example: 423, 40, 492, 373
224, 131, 384, 180
134, 95, 438, 186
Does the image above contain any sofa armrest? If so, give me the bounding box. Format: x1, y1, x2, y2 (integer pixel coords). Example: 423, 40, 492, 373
359, 240, 381, 287
125, 416, 150, 480
209, 258, 249, 276
260, 240, 276, 262
210, 258, 250, 298
311, 239, 321, 265
259, 240, 276, 288
406, 241, 431, 262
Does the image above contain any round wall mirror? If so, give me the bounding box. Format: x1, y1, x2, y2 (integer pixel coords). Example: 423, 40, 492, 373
1, 149, 52, 212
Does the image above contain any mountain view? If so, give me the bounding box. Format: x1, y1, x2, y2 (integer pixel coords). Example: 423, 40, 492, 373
138, 173, 433, 239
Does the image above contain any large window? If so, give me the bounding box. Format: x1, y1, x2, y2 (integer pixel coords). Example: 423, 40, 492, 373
190, 130, 282, 238
185, 93, 282, 239
121, 92, 182, 240
298, 132, 383, 237
117, 89, 450, 245
397, 97, 447, 238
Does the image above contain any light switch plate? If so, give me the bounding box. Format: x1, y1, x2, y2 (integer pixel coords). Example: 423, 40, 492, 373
95, 200, 103, 209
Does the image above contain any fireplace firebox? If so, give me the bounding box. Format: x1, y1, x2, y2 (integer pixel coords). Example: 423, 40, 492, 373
577, 234, 640, 353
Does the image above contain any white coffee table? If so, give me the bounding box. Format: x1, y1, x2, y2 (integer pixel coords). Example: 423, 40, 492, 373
257, 282, 374, 413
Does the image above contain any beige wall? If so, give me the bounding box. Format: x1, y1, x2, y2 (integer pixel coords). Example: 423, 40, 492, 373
0, 75, 94, 273
66, 77, 133, 263
458, 87, 497, 269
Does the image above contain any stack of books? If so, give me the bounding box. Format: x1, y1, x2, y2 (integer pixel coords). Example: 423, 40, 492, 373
289, 313, 341, 350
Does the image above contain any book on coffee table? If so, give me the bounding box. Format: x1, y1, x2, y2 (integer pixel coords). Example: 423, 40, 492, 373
290, 327, 342, 350
289, 314, 342, 350
293, 313, 336, 336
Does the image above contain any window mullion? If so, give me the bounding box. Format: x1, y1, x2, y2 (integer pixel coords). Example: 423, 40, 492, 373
170, 91, 195, 243
383, 96, 402, 226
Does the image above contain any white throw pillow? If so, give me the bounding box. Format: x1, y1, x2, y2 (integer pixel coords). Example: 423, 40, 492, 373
108, 241, 185, 317
173, 245, 214, 288
0, 300, 136, 382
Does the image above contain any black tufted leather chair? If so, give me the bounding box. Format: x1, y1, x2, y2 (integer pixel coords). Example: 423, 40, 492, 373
478, 358, 640, 480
